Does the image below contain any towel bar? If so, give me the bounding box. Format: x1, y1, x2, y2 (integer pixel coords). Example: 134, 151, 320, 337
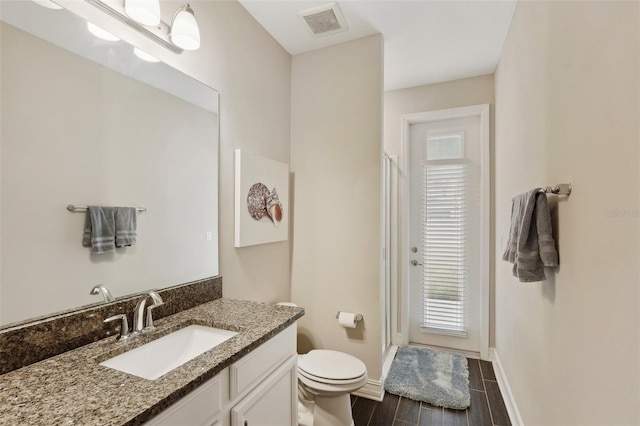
66, 204, 147, 212
539, 183, 571, 196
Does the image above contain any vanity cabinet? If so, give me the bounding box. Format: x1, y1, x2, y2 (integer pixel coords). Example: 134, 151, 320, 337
146, 324, 297, 426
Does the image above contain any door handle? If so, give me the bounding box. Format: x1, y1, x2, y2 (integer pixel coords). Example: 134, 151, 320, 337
411, 259, 423, 266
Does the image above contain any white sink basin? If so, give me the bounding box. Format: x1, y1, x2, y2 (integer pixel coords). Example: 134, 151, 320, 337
100, 325, 238, 380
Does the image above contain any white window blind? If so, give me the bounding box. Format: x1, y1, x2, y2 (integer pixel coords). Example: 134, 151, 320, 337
420, 135, 469, 336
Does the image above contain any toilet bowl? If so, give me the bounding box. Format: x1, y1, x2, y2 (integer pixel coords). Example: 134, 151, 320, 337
297, 349, 368, 426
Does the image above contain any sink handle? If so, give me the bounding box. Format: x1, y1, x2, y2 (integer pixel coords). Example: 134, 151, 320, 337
104, 314, 130, 340
144, 302, 165, 332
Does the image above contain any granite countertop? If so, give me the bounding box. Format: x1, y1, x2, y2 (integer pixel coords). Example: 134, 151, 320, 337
0, 298, 304, 425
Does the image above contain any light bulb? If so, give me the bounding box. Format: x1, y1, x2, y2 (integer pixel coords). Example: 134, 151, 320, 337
134, 47, 160, 63
170, 4, 200, 51
124, 0, 160, 27
87, 22, 120, 42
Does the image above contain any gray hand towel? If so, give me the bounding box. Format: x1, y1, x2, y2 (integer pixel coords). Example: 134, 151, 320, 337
82, 206, 116, 254
115, 207, 137, 247
502, 189, 559, 282
82, 214, 92, 248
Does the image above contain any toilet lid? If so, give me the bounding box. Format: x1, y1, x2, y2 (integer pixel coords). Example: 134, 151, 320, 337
298, 349, 366, 381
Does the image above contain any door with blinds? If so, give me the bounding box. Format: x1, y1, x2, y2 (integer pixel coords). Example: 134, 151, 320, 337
408, 115, 483, 353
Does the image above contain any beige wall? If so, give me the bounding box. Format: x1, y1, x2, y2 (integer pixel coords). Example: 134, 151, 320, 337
192, 2, 292, 304
384, 75, 495, 345
290, 35, 384, 381
494, 1, 640, 424
59, 0, 293, 303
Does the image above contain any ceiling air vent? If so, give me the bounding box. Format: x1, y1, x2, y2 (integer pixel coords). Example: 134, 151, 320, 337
298, 2, 348, 38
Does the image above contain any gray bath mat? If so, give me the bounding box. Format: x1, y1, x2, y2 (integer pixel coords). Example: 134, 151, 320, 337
384, 346, 470, 410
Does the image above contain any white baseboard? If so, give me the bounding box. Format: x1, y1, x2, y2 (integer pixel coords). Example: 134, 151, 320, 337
353, 345, 398, 402
353, 379, 384, 401
489, 348, 524, 426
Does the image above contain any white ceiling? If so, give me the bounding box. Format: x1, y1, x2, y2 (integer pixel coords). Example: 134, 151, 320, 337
238, 1, 518, 91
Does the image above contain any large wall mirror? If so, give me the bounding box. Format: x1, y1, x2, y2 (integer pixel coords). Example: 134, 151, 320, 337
0, 1, 219, 327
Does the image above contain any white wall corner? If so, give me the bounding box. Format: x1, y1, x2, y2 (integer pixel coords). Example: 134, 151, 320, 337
489, 348, 524, 426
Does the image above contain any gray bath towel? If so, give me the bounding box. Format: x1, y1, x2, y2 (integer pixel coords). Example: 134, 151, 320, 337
115, 207, 137, 247
82, 206, 116, 254
502, 189, 558, 282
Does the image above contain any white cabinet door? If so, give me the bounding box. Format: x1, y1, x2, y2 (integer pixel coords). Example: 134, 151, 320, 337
145, 369, 227, 426
231, 355, 297, 426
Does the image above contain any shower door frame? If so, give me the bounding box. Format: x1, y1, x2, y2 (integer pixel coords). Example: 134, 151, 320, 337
381, 153, 398, 356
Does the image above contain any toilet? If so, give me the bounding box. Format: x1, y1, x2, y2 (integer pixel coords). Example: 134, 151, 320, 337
298, 349, 368, 426
277, 303, 368, 426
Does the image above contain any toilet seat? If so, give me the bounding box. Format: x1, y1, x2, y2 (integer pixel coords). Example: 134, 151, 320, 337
298, 369, 368, 395
298, 350, 367, 384
298, 368, 366, 386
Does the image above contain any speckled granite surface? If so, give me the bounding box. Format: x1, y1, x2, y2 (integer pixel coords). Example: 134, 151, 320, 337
0, 276, 222, 375
0, 298, 304, 425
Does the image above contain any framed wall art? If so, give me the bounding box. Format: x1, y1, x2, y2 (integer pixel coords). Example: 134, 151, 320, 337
234, 149, 289, 247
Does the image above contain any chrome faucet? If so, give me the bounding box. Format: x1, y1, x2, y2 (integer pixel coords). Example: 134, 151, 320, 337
90, 285, 115, 302
133, 291, 164, 333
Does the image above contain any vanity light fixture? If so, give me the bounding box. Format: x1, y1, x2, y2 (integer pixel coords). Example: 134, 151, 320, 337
84, 0, 201, 54
32, 0, 63, 10
170, 4, 200, 51
134, 47, 160, 62
87, 22, 121, 41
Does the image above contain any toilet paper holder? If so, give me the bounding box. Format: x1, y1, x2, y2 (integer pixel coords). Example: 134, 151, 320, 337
336, 311, 363, 322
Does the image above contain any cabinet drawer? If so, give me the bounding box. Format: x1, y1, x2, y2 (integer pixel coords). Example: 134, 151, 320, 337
230, 324, 296, 400
146, 371, 224, 426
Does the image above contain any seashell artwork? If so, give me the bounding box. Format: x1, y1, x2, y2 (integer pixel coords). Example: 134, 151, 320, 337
246, 184, 284, 226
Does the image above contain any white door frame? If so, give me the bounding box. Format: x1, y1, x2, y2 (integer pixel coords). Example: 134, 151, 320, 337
397, 104, 490, 360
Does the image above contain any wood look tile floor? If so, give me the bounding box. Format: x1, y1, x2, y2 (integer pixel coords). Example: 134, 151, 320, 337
350, 358, 511, 426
